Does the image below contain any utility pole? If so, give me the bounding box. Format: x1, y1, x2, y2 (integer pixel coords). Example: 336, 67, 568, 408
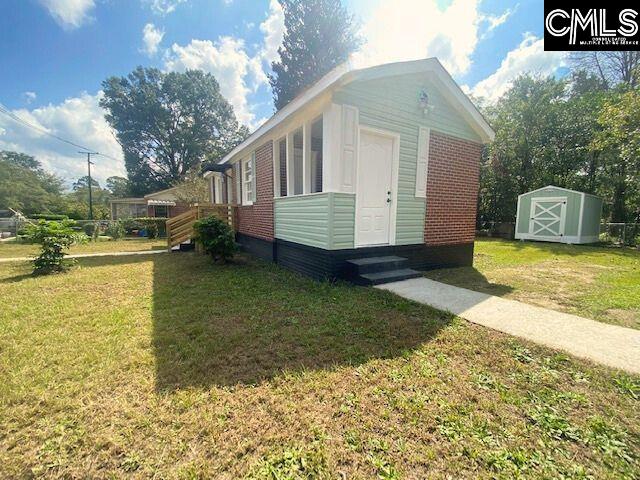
79, 151, 98, 220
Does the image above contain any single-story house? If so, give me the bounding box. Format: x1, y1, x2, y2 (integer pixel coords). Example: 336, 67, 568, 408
515, 186, 603, 244
204, 58, 495, 283
110, 186, 190, 220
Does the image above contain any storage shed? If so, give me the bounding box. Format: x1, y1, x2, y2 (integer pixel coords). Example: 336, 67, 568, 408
515, 186, 603, 244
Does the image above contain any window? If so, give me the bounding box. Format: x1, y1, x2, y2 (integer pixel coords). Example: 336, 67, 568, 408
310, 117, 323, 193
242, 156, 254, 205
292, 128, 303, 195
276, 137, 287, 197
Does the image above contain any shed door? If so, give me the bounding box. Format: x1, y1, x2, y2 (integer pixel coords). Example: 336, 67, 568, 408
528, 197, 567, 240
356, 131, 394, 246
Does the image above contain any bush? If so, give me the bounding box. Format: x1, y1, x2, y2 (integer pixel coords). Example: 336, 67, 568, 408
136, 217, 167, 238
83, 223, 96, 237
193, 216, 237, 263
30, 213, 69, 221
105, 221, 126, 240
25, 220, 85, 275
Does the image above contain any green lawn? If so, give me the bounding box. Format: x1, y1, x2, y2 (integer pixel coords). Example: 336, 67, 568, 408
0, 237, 166, 259
1, 253, 638, 478
425, 239, 640, 330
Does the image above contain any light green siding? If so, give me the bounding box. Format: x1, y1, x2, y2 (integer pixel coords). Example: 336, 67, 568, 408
274, 193, 355, 249
581, 194, 603, 237
333, 73, 482, 245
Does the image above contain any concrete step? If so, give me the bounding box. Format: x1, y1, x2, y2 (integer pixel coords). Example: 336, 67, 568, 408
345, 255, 409, 275
356, 268, 422, 286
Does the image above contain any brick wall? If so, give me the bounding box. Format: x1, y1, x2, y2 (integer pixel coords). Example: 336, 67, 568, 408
424, 132, 483, 246
234, 140, 274, 241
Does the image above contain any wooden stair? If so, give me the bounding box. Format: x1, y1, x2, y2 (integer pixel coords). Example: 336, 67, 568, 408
166, 204, 238, 251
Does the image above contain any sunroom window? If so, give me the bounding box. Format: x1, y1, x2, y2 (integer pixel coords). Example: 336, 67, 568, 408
292, 128, 303, 195
310, 117, 323, 193
242, 156, 254, 205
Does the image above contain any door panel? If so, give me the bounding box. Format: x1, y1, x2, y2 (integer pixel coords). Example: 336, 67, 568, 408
529, 198, 566, 239
356, 131, 394, 246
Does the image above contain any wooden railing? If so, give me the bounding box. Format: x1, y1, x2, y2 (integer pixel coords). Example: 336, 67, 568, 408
166, 203, 238, 250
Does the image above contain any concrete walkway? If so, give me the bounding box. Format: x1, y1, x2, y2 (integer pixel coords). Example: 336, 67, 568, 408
378, 277, 640, 374
0, 249, 168, 263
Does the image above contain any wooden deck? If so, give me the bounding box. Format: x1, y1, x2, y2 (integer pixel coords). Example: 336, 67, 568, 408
166, 204, 238, 251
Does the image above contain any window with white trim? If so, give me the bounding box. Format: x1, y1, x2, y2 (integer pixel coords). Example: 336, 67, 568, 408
242, 156, 254, 205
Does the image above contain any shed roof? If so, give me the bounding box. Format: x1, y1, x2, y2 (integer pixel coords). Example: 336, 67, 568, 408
518, 185, 602, 199
219, 58, 495, 165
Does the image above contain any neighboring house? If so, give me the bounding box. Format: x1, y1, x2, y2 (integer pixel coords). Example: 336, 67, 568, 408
515, 186, 603, 244
110, 186, 190, 220
204, 58, 495, 283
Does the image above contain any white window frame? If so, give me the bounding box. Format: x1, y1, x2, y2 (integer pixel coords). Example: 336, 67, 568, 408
242, 156, 254, 206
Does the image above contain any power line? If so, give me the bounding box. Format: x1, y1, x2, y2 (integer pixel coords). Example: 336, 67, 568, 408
0, 101, 122, 165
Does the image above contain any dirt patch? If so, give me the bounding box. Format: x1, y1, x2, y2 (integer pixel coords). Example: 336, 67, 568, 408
605, 309, 640, 329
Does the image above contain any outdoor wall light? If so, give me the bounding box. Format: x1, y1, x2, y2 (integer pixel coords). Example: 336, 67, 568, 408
419, 88, 434, 116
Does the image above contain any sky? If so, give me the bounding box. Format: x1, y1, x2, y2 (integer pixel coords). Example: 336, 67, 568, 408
0, 0, 567, 186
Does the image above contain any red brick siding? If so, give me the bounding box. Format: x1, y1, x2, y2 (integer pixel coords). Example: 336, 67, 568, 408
424, 132, 482, 246
234, 140, 274, 241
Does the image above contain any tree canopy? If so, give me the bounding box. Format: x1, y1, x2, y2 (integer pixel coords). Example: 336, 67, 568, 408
269, 0, 361, 110
479, 72, 640, 224
0, 151, 65, 215
100, 67, 248, 196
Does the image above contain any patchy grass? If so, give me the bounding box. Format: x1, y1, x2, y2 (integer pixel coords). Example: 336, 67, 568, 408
0, 237, 166, 259
0, 253, 638, 478
425, 238, 640, 329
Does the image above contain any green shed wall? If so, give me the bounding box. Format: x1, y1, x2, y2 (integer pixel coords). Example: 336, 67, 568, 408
581, 194, 603, 237
274, 192, 355, 249
333, 73, 483, 246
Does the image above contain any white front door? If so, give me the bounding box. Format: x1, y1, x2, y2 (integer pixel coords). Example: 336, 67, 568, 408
529, 197, 567, 240
356, 130, 394, 246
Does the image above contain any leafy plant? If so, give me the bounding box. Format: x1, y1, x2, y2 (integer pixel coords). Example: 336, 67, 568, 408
105, 221, 126, 240
25, 220, 84, 275
136, 217, 167, 239
193, 216, 237, 263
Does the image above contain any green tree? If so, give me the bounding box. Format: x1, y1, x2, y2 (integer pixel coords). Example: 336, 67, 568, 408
592, 89, 640, 222
173, 167, 209, 205
72, 175, 100, 191
0, 151, 65, 215
269, 0, 361, 110
100, 68, 248, 195
106, 176, 130, 198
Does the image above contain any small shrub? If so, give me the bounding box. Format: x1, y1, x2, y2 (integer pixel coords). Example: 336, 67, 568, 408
83, 223, 96, 237
105, 221, 125, 240
136, 218, 167, 238
30, 213, 69, 221
193, 216, 237, 263
25, 220, 85, 275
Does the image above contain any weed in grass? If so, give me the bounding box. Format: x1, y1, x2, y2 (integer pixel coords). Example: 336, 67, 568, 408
247, 444, 330, 480
511, 344, 534, 364
614, 374, 640, 400
528, 406, 583, 442
587, 417, 634, 464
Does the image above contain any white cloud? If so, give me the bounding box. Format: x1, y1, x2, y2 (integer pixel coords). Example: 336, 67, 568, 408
480, 6, 515, 39
354, 0, 482, 76
165, 38, 260, 128
38, 0, 95, 29
145, 0, 186, 15
163, 0, 285, 130
471, 34, 567, 102
141, 23, 164, 57
259, 0, 285, 67
0, 92, 125, 186
23, 92, 37, 104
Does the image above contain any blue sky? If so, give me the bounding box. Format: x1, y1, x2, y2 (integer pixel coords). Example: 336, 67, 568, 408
0, 0, 565, 185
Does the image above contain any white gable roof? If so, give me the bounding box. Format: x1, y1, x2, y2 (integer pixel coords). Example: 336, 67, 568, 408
220, 58, 494, 164
519, 185, 602, 199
